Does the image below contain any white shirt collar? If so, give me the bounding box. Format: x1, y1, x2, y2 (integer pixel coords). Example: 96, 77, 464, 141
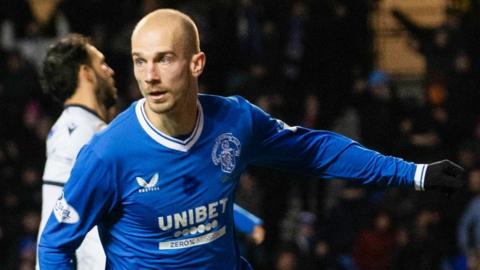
135, 98, 204, 152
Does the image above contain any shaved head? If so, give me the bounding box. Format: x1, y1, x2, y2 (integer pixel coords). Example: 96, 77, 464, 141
130, 8, 206, 124
132, 9, 200, 57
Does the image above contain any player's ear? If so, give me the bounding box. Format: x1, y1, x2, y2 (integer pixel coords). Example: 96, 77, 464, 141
78, 64, 95, 83
190, 52, 205, 77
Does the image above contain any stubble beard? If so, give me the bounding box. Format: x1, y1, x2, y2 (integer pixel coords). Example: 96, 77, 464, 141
95, 73, 117, 109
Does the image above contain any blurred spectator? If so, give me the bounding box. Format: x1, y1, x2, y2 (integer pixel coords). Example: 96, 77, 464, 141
391, 6, 477, 158
394, 96, 447, 165
235, 171, 266, 267
18, 166, 42, 209
352, 210, 395, 270
456, 140, 480, 172
235, 0, 264, 69
282, 0, 308, 84
441, 167, 480, 262
458, 196, 480, 269
274, 245, 299, 270
324, 185, 372, 270
1, 51, 43, 133
353, 70, 403, 154
234, 64, 286, 109
444, 51, 478, 149
1, 0, 70, 69
390, 225, 417, 270
236, 172, 264, 217
308, 0, 373, 129
301, 94, 320, 129
312, 239, 342, 269
295, 211, 316, 256
16, 210, 39, 269
458, 169, 480, 270
391, 7, 466, 84
394, 209, 447, 270
16, 101, 50, 169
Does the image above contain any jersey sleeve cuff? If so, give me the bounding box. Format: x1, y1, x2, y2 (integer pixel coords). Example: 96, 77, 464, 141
414, 164, 428, 191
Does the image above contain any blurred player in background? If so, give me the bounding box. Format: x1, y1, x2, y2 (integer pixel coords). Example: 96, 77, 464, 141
37, 33, 116, 270
37, 33, 263, 270
38, 9, 463, 269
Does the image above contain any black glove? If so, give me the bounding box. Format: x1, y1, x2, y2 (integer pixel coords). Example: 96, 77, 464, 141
424, 160, 464, 195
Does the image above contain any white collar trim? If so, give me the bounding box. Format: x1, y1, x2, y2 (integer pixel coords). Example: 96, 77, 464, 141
135, 98, 204, 152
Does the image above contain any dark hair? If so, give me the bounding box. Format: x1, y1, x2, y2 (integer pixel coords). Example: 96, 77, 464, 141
40, 33, 92, 102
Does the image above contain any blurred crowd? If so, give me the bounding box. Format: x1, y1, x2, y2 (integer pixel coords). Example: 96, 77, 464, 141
1, 0, 480, 269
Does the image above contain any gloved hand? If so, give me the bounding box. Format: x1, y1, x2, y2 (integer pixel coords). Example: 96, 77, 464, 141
424, 160, 464, 195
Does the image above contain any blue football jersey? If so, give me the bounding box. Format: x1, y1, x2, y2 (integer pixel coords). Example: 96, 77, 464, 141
38, 94, 426, 269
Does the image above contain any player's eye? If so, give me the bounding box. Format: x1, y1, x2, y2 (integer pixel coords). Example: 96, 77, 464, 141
134, 58, 146, 67
160, 55, 174, 64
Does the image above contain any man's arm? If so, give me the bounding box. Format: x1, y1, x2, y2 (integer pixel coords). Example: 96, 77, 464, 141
241, 97, 463, 192
233, 204, 265, 245
391, 8, 432, 41
38, 146, 116, 269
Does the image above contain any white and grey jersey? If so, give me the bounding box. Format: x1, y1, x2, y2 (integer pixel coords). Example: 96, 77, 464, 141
38, 105, 106, 270
42, 105, 106, 185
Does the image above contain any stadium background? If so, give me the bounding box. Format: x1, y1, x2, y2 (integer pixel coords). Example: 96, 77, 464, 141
1, 0, 480, 269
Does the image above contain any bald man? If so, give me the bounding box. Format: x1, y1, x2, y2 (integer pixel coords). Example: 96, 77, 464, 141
38, 8, 463, 269
36, 32, 263, 270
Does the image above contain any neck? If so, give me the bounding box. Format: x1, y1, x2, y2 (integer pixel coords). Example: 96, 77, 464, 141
144, 94, 198, 137
64, 88, 108, 122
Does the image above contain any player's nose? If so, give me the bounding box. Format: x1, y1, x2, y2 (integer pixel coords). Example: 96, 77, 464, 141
146, 63, 160, 83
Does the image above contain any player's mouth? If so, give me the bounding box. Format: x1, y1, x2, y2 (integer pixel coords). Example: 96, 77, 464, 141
148, 90, 168, 102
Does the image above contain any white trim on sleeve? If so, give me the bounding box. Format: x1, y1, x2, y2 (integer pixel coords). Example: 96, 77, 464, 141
414, 164, 428, 191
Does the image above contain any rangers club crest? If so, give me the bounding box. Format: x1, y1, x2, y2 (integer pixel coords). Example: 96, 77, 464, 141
212, 133, 241, 173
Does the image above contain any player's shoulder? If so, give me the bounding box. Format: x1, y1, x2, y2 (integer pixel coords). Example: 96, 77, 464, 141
48, 106, 105, 143
199, 94, 254, 114
199, 93, 250, 105
85, 101, 139, 153
102, 101, 138, 132
65, 105, 104, 122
